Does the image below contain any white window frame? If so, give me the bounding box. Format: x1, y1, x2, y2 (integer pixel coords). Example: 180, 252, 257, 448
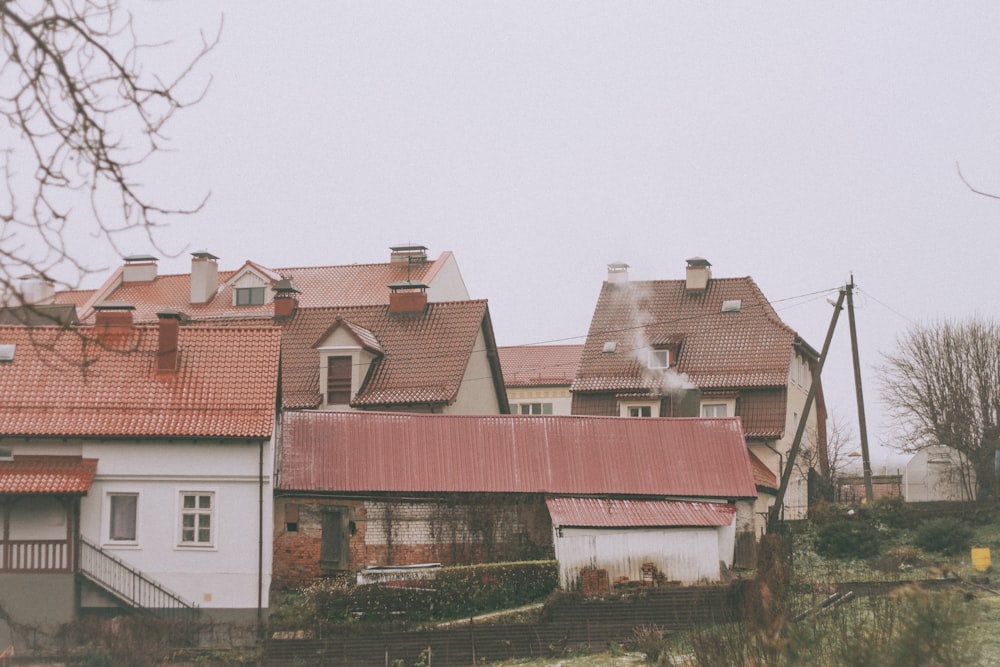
620, 402, 657, 418
701, 403, 729, 418
179, 491, 214, 548
648, 348, 673, 369
700, 398, 736, 419
234, 286, 266, 306
513, 402, 553, 415
107, 492, 139, 545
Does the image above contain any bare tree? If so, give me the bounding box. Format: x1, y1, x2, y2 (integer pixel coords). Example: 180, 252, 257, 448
879, 318, 1000, 499
0, 0, 216, 309
794, 413, 855, 503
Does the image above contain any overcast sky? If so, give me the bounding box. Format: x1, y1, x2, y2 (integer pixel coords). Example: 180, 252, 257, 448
40, 2, 1000, 466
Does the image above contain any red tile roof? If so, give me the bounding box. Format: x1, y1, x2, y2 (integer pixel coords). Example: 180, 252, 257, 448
749, 451, 779, 490
279, 302, 505, 410
498, 344, 583, 387
0, 324, 280, 438
278, 411, 758, 499
0, 456, 98, 494
72, 253, 456, 323
545, 497, 737, 528
573, 277, 800, 393
572, 276, 819, 439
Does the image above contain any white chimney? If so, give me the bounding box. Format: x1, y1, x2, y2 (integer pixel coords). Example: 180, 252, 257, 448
607, 261, 629, 284
122, 255, 158, 283
18, 275, 55, 305
685, 257, 712, 292
190, 251, 219, 304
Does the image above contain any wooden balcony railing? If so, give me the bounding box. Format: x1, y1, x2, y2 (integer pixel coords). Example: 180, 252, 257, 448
0, 539, 70, 572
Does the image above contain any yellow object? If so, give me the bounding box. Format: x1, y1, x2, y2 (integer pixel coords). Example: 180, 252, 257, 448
972, 547, 991, 572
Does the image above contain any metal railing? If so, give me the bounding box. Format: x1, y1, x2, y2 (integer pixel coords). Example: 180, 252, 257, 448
78, 538, 198, 618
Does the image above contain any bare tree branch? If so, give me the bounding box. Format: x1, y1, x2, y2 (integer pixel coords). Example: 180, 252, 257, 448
879, 318, 1000, 498
956, 161, 1000, 201
0, 0, 218, 309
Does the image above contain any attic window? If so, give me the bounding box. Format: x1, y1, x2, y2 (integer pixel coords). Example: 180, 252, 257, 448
235, 286, 266, 306
0, 344, 14, 362
602, 341, 618, 354
721, 299, 742, 313
0, 447, 12, 460
648, 348, 673, 369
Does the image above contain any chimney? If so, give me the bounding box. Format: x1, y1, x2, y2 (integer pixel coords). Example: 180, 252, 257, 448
93, 302, 135, 346
390, 244, 428, 264
685, 257, 712, 292
18, 274, 55, 305
388, 281, 428, 315
272, 278, 301, 320
122, 255, 158, 283
607, 261, 629, 284
156, 310, 184, 372
190, 251, 219, 304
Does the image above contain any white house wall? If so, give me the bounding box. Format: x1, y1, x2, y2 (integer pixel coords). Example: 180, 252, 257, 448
444, 328, 502, 415
426, 253, 471, 302
552, 525, 733, 589
77, 439, 272, 612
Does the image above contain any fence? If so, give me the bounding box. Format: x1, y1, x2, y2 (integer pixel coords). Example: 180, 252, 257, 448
265, 583, 745, 666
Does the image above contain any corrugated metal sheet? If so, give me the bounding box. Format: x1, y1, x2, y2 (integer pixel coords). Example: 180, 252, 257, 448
545, 497, 736, 528
279, 412, 757, 498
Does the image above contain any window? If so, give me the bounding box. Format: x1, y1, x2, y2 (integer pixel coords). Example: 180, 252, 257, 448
702, 403, 728, 418
515, 402, 553, 415
326, 356, 352, 404
629, 405, 652, 418
234, 286, 266, 306
180, 493, 213, 546
648, 349, 672, 369
0, 447, 12, 461
109, 493, 138, 542
284, 503, 299, 533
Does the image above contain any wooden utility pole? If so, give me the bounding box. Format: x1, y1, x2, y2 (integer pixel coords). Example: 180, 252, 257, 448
845, 275, 874, 502
768, 288, 845, 530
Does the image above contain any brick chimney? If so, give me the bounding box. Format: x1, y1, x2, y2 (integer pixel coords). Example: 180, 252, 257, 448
156, 311, 184, 372
93, 302, 135, 347
685, 257, 712, 292
388, 281, 428, 315
122, 255, 158, 283
190, 251, 219, 304
272, 278, 301, 320
607, 261, 629, 284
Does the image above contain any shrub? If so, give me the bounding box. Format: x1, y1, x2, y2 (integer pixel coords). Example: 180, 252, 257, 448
814, 519, 883, 559
914, 518, 974, 555
869, 495, 912, 529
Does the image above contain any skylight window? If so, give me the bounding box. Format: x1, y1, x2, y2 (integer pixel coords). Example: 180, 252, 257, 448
721, 300, 742, 313
602, 341, 618, 354
0, 344, 15, 362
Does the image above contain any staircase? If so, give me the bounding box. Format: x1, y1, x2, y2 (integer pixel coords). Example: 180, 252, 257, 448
78, 538, 199, 618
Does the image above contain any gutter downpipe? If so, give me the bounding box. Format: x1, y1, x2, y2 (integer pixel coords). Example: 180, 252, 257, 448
257, 436, 264, 635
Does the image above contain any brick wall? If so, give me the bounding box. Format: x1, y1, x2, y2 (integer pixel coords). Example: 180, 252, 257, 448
273, 494, 553, 590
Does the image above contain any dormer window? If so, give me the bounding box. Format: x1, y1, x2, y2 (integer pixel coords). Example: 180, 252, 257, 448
235, 286, 266, 306
648, 348, 673, 369
326, 356, 352, 404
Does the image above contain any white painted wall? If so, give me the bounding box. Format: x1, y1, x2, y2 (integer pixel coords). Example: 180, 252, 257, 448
426, 253, 471, 302
552, 524, 735, 589
77, 438, 273, 611
904, 446, 975, 502
507, 387, 573, 416
444, 328, 503, 415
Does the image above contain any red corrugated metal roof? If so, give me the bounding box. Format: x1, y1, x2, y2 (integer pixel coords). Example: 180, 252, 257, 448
545, 497, 737, 528
499, 344, 583, 387
0, 325, 279, 438
0, 456, 98, 494
279, 411, 758, 499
